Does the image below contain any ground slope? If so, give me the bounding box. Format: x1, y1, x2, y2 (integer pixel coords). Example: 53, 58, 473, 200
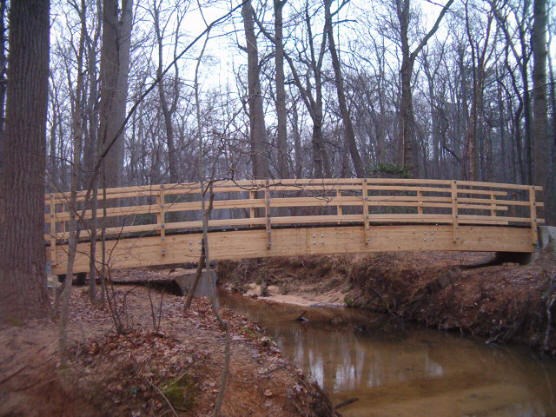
218, 250, 556, 354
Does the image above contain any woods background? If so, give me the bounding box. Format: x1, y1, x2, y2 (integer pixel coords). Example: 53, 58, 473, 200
0, 0, 554, 222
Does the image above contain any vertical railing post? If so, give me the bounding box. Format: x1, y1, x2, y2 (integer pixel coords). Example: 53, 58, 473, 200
265, 179, 272, 250
451, 181, 458, 244
336, 188, 342, 225
529, 186, 538, 247
249, 190, 255, 227
49, 194, 57, 268
158, 185, 166, 257
490, 192, 497, 218
417, 189, 423, 216
362, 178, 369, 245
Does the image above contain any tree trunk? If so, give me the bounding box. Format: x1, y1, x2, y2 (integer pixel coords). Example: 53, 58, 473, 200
324, 0, 364, 178
242, 1, 268, 180
154, 2, 179, 184
98, 0, 133, 188
274, 0, 289, 178
0, 0, 7, 170
532, 0, 548, 187
395, 0, 454, 177
0, 0, 50, 323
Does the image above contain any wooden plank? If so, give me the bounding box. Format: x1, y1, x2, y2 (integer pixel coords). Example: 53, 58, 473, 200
265, 180, 272, 250
458, 197, 526, 206
490, 193, 496, 217
51, 225, 535, 274
47, 177, 532, 205
362, 179, 369, 245
417, 190, 423, 215
266, 196, 362, 208
49, 195, 57, 266
158, 185, 166, 257
249, 191, 255, 224
366, 185, 451, 193
336, 189, 343, 224
451, 181, 458, 244
457, 180, 542, 191
529, 186, 538, 246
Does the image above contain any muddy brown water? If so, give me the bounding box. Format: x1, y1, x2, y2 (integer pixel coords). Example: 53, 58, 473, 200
219, 292, 556, 417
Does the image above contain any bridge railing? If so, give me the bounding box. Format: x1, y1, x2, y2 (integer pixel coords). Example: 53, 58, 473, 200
45, 178, 544, 256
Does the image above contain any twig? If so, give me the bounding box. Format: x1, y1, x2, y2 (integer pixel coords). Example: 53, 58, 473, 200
144, 377, 180, 417
335, 397, 358, 410
0, 365, 27, 385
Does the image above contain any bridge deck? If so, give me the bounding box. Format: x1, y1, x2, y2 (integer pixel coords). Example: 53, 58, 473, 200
45, 178, 544, 275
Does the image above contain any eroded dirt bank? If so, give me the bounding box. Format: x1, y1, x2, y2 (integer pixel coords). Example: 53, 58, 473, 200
218, 250, 556, 354
0, 285, 335, 417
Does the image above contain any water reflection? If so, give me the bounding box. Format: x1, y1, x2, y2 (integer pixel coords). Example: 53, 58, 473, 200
220, 292, 556, 417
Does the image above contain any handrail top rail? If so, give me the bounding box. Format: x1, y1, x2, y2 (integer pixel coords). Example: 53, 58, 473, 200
45, 177, 543, 203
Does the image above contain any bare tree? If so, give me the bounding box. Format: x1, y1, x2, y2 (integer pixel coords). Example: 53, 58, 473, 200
395, 0, 454, 177
463, 1, 495, 180
242, 0, 269, 179
99, 0, 133, 187
324, 0, 364, 177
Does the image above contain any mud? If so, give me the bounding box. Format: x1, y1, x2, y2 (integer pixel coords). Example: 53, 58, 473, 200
218, 249, 556, 354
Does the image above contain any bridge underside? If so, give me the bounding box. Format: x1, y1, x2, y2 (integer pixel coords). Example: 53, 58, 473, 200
50, 225, 534, 275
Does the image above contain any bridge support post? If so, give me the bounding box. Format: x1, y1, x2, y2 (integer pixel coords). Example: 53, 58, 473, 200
529, 186, 538, 247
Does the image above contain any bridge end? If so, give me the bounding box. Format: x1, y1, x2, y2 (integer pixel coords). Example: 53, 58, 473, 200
494, 226, 556, 265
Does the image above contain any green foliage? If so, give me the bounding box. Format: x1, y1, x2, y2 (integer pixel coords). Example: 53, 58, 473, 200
370, 163, 410, 178
162, 373, 196, 411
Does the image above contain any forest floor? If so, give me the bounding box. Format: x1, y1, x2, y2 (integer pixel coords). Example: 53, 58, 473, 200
0, 282, 336, 417
2, 248, 555, 417
218, 248, 556, 354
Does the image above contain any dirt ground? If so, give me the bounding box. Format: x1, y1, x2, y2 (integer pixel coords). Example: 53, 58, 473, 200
218, 249, 556, 354
0, 283, 335, 417
3, 248, 555, 416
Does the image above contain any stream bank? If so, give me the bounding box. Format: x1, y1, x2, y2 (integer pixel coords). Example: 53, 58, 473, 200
0, 286, 335, 417
217, 250, 556, 354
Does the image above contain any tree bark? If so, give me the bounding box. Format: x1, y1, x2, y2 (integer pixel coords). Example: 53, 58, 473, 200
98, 0, 133, 187
242, 1, 269, 180
153, 1, 179, 184
274, 0, 289, 178
396, 0, 454, 177
0, 0, 50, 323
532, 0, 548, 186
0, 0, 7, 170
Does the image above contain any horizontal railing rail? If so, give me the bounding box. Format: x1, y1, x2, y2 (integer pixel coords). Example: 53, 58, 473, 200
45, 178, 544, 267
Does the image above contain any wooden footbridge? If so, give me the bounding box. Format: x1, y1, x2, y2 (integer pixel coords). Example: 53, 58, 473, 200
45, 178, 544, 275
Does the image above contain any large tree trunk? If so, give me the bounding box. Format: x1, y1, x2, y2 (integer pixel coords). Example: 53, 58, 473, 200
274, 0, 289, 178
324, 0, 364, 178
242, 1, 268, 180
532, 0, 548, 185
0, 0, 50, 323
98, 0, 133, 188
0, 0, 7, 170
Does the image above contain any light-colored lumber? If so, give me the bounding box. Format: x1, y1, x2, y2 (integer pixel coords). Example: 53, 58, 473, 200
451, 181, 458, 244
51, 225, 535, 275
45, 177, 543, 271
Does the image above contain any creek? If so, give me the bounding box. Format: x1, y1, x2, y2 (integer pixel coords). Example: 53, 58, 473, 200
219, 291, 556, 417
